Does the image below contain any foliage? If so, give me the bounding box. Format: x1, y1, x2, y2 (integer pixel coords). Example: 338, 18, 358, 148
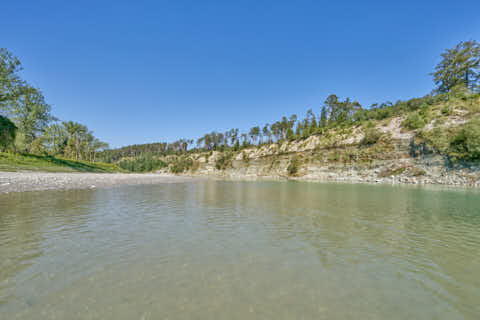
8, 85, 55, 149
324, 94, 361, 126
441, 105, 453, 116
432, 40, 480, 93
402, 112, 426, 130
449, 118, 480, 161
410, 167, 426, 176
170, 156, 194, 173
0, 48, 107, 160
360, 126, 382, 145
0, 115, 17, 151
287, 155, 299, 176
215, 152, 234, 170
0, 48, 23, 111
118, 155, 167, 172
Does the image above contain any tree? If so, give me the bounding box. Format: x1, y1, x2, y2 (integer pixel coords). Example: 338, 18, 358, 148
249, 126, 260, 145
90, 138, 109, 161
270, 122, 281, 141
10, 85, 54, 150
319, 106, 327, 128
44, 123, 68, 155
0, 48, 23, 112
307, 108, 317, 132
0, 115, 17, 151
63, 121, 87, 160
262, 124, 271, 143
432, 40, 480, 93
324, 94, 361, 126
240, 133, 248, 147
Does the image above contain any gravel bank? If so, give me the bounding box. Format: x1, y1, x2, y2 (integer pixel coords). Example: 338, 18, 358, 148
0, 172, 196, 194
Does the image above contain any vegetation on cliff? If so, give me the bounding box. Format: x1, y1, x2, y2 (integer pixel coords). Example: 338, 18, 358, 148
98, 40, 480, 173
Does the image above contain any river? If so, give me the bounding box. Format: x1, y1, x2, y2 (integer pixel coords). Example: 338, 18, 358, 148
1, 180, 479, 319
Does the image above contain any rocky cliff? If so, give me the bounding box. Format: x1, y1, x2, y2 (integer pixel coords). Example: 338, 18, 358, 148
160, 114, 480, 187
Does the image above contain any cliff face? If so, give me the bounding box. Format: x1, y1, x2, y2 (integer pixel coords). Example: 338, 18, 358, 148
162, 115, 480, 187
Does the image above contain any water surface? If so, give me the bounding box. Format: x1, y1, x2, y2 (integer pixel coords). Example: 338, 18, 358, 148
1, 181, 480, 319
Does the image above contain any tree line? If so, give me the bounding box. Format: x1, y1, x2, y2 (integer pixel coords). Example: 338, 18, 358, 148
100, 40, 479, 163
2, 40, 479, 164
0, 48, 108, 160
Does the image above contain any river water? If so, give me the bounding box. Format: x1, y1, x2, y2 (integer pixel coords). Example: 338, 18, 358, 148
1, 180, 479, 319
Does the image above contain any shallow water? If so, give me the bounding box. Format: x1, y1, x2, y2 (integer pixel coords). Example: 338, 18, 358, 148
1, 180, 480, 319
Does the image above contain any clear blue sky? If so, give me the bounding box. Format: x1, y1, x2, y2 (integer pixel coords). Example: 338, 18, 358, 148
1, 0, 479, 147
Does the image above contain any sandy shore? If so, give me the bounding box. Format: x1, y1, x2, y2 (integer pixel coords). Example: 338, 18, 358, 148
0, 172, 196, 194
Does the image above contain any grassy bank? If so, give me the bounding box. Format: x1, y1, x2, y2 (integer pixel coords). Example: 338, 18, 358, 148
0, 152, 124, 173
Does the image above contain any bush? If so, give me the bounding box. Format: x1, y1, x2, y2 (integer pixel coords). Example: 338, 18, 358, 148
170, 157, 193, 173
449, 118, 480, 161
360, 126, 382, 145
417, 127, 450, 154
287, 155, 299, 176
441, 105, 453, 116
119, 156, 167, 172
215, 152, 233, 170
402, 112, 426, 130
0, 115, 17, 151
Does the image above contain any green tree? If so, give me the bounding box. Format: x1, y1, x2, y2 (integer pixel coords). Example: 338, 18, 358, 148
319, 106, 327, 128
307, 108, 317, 132
450, 117, 480, 161
324, 94, 361, 126
432, 40, 480, 93
63, 121, 87, 160
249, 126, 260, 145
44, 123, 68, 155
10, 85, 54, 150
0, 115, 17, 151
262, 124, 271, 143
0, 48, 23, 112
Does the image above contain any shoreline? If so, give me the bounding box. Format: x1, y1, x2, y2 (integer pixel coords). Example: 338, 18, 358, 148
0, 172, 196, 194
1, 171, 478, 194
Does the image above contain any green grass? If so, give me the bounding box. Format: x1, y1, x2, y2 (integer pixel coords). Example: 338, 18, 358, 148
0, 152, 125, 173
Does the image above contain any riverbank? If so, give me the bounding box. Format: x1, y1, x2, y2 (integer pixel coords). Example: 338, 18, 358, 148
0, 172, 195, 194
0, 152, 123, 173
1, 167, 479, 195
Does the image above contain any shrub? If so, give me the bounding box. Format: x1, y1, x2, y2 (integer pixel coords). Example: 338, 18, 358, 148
449, 118, 480, 161
170, 157, 193, 173
417, 127, 450, 154
215, 152, 233, 170
241, 151, 249, 164
360, 126, 382, 145
287, 155, 299, 176
402, 112, 426, 130
119, 156, 167, 172
410, 167, 426, 176
441, 105, 453, 116
0, 116, 17, 151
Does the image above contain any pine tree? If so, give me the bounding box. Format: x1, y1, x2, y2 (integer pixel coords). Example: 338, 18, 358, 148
432, 40, 480, 93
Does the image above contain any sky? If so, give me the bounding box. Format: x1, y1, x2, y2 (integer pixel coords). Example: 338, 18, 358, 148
1, 0, 479, 148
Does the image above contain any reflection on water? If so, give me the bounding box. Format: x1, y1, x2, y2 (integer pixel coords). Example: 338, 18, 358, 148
1, 181, 480, 319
